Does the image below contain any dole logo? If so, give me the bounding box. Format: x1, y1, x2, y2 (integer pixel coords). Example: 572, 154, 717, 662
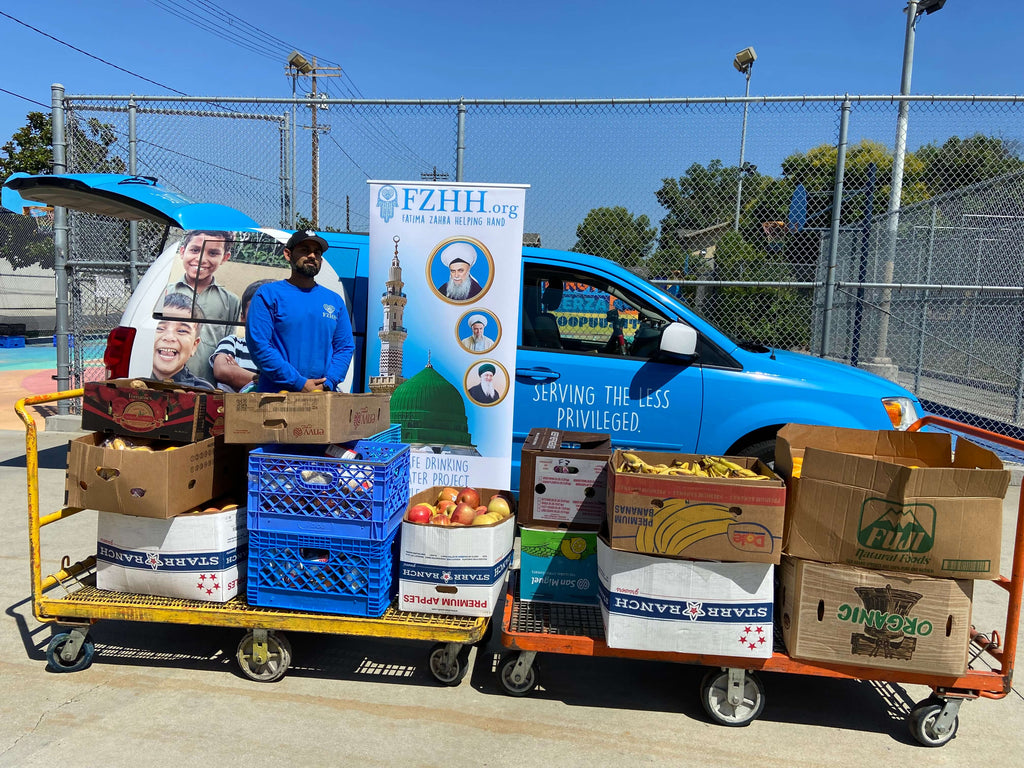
858, 498, 935, 554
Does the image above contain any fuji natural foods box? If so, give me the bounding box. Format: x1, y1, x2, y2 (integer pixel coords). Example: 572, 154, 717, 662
398, 485, 515, 617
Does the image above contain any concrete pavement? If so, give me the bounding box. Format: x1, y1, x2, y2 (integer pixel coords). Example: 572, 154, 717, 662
1, 426, 1022, 768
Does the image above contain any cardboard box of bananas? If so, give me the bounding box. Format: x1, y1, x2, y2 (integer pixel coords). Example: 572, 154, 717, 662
606, 449, 786, 564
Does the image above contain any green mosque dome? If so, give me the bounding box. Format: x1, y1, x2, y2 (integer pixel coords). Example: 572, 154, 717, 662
391, 364, 474, 446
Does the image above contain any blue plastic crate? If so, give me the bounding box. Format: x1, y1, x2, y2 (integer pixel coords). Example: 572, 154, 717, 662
247, 440, 410, 539
0, 336, 26, 348
369, 423, 402, 443
246, 528, 398, 617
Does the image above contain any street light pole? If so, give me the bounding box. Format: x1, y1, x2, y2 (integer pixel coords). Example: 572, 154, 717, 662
733, 47, 756, 232
866, 0, 945, 379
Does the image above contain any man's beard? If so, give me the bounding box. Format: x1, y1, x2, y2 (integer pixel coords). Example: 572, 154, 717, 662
480, 379, 495, 398
446, 277, 471, 300
295, 261, 321, 278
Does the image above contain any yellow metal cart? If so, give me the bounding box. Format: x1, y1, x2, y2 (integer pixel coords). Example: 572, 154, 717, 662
17, 390, 487, 684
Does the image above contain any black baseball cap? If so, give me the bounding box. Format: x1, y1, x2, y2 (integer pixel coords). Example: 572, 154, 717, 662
285, 229, 329, 253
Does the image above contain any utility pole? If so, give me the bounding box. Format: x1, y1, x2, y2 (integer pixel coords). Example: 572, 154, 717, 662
308, 56, 341, 228
421, 166, 450, 181
287, 51, 339, 229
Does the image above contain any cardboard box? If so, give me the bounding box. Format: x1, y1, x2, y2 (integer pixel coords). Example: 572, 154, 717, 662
779, 557, 973, 676
777, 424, 1009, 579
82, 379, 225, 442
222, 391, 389, 444
96, 505, 246, 603
606, 450, 786, 564
519, 527, 599, 604
66, 433, 245, 519
597, 538, 774, 657
398, 487, 514, 617
518, 429, 610, 530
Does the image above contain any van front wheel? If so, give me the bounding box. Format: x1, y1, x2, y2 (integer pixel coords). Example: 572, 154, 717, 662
735, 439, 776, 469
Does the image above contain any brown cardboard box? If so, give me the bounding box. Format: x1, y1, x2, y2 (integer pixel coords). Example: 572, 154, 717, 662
605, 450, 786, 564
82, 379, 224, 442
222, 392, 389, 444
66, 433, 245, 518
779, 557, 973, 677
777, 424, 1009, 579
518, 429, 610, 529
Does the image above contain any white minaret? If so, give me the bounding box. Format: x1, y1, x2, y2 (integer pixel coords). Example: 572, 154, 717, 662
369, 235, 408, 394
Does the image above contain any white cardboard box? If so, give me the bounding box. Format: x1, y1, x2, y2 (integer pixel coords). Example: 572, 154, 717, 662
398, 515, 515, 617
97, 507, 247, 603
597, 538, 775, 658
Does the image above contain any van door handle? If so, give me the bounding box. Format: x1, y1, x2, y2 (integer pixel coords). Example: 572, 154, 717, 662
516, 367, 560, 383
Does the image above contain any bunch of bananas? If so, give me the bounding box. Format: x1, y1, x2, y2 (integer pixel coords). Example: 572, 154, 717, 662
619, 452, 770, 480
636, 499, 738, 554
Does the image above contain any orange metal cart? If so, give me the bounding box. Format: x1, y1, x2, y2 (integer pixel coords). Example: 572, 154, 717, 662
498, 415, 1023, 747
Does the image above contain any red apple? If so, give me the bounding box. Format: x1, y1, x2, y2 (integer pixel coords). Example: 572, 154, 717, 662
406, 503, 434, 524
487, 495, 511, 519
436, 499, 457, 517
436, 487, 459, 504
451, 503, 477, 526
457, 487, 480, 508
429, 512, 452, 526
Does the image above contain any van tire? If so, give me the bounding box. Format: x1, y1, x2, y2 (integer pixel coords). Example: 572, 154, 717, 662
735, 439, 776, 469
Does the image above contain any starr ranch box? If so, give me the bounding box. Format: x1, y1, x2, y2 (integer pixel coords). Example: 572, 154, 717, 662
518, 527, 599, 605
398, 487, 515, 617
96, 504, 246, 603
518, 429, 610, 530
779, 557, 973, 677
82, 378, 225, 442
776, 424, 1009, 579
223, 392, 389, 444
66, 434, 245, 519
606, 450, 785, 564
597, 538, 774, 658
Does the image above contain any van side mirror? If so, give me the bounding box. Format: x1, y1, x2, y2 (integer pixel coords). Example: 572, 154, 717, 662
659, 322, 698, 358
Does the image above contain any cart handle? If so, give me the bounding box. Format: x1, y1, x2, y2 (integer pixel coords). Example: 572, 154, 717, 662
16, 389, 85, 616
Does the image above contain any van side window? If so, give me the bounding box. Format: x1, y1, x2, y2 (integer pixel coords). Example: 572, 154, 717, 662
520, 265, 670, 360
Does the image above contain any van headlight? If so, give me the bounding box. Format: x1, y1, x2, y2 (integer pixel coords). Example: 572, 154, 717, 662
882, 397, 920, 430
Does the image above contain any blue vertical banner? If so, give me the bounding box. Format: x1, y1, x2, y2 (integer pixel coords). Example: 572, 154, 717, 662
367, 181, 527, 494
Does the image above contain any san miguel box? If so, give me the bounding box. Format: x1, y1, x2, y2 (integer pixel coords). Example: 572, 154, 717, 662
518, 429, 611, 530
777, 424, 1010, 579
82, 379, 225, 442
606, 449, 786, 564
223, 392, 390, 445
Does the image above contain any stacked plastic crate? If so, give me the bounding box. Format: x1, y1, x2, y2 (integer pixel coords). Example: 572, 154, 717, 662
245, 428, 411, 617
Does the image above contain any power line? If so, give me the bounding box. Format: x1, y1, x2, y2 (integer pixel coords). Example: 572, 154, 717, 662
0, 87, 49, 109
0, 10, 188, 96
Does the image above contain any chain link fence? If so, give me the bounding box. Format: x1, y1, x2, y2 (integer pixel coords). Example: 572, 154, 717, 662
8, 91, 1022, 437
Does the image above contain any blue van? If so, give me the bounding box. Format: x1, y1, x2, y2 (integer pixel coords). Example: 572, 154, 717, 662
4, 173, 922, 482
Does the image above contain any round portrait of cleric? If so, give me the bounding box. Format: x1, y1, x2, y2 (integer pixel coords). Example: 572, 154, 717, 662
457, 310, 500, 354
428, 238, 493, 304
464, 360, 508, 407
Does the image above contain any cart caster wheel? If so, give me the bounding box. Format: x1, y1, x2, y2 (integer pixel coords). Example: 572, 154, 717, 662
428, 643, 470, 686
700, 668, 765, 727
498, 653, 538, 697
907, 701, 959, 747
46, 632, 95, 673
236, 630, 292, 683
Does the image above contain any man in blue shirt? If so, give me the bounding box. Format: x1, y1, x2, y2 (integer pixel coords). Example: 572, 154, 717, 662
246, 230, 355, 392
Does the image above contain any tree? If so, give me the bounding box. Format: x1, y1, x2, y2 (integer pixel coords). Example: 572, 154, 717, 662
0, 111, 126, 185
570, 206, 655, 270
916, 134, 1024, 197
0, 112, 126, 269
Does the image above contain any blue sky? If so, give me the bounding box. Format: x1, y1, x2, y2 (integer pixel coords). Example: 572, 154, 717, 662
1, 0, 1021, 148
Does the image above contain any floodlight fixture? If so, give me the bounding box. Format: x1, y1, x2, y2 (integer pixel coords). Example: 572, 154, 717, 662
733, 46, 757, 74
915, 0, 946, 15
288, 50, 314, 74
